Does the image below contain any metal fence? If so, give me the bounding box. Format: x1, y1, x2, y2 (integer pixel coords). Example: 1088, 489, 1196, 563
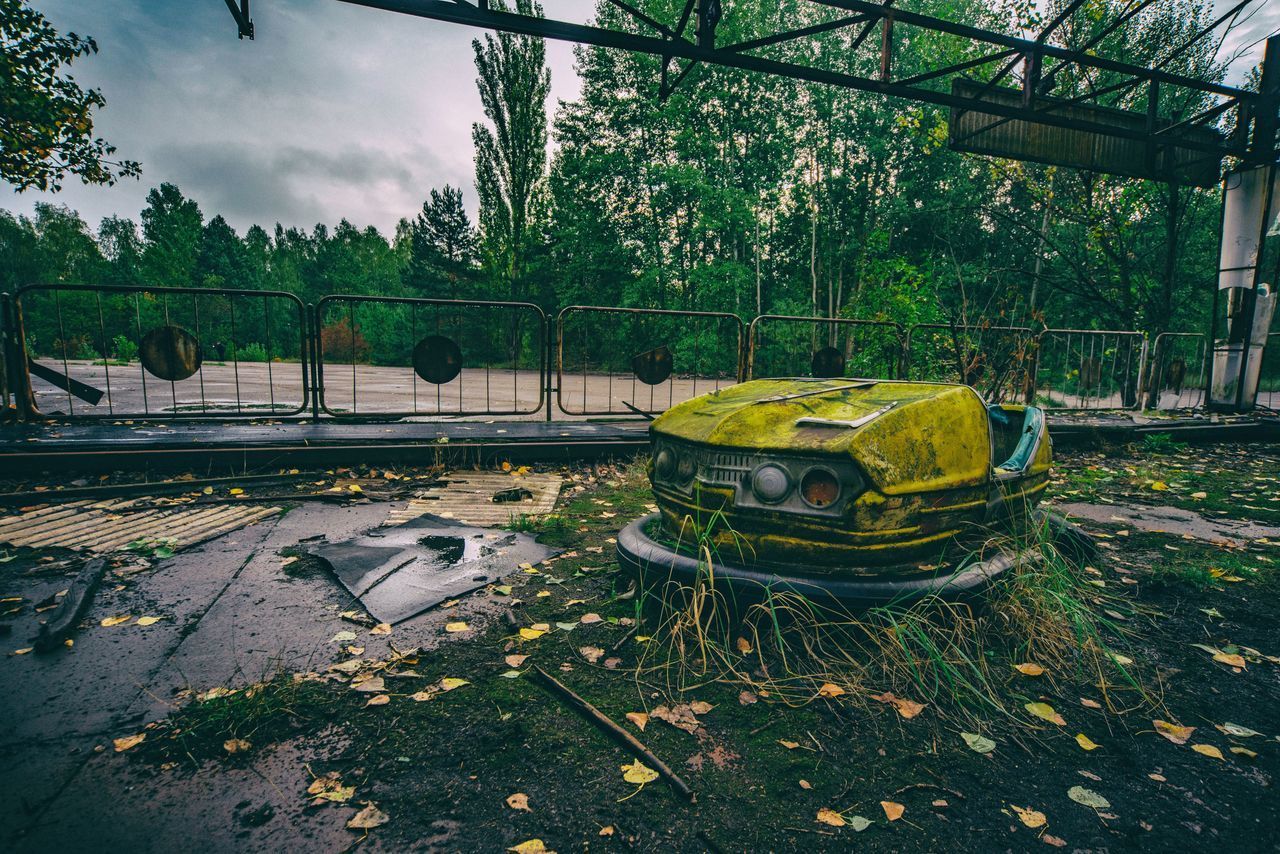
747, 316, 904, 381
1259, 332, 1280, 411
1032, 329, 1146, 410
1143, 332, 1209, 410
10, 284, 309, 419
555, 306, 743, 415
314, 295, 546, 418
905, 323, 1036, 404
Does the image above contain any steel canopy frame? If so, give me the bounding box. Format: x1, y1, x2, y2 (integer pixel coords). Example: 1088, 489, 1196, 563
331, 0, 1275, 170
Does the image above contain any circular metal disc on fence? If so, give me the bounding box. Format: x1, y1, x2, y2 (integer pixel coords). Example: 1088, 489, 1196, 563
139, 325, 203, 382
811, 346, 845, 378
632, 345, 673, 385
413, 334, 463, 384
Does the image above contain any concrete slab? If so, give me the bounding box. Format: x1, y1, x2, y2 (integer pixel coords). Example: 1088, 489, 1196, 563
1052, 501, 1280, 546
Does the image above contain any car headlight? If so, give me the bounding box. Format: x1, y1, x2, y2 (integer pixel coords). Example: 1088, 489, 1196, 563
799, 467, 841, 509
750, 463, 791, 504
654, 447, 676, 480
676, 453, 697, 483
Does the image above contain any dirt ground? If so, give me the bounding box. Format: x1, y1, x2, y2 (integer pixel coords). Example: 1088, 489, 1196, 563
2, 439, 1279, 852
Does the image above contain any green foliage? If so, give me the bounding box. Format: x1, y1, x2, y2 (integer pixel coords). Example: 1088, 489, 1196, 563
229, 342, 270, 363
111, 334, 137, 362
0, 0, 140, 191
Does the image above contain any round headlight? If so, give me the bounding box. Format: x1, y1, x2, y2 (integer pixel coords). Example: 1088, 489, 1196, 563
676, 453, 697, 482
750, 463, 791, 504
654, 447, 676, 480
799, 467, 841, 508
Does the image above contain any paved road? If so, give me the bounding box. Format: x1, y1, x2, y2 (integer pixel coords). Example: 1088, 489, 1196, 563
28, 359, 739, 420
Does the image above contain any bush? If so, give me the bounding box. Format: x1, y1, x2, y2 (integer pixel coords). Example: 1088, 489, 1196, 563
229, 342, 270, 363
320, 317, 371, 364
74, 341, 100, 361
112, 334, 138, 362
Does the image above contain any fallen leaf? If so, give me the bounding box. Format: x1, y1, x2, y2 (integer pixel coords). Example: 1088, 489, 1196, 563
411, 691, 434, 701
507, 840, 549, 854
223, 738, 251, 753
1230, 746, 1258, 758
1080, 698, 1102, 709
621, 759, 658, 785
1026, 702, 1066, 726
229, 487, 244, 495
370, 623, 392, 636
136, 616, 162, 627
505, 654, 528, 668
1150, 481, 1169, 491
625, 712, 649, 731
849, 816, 873, 832
818, 682, 847, 698
331, 630, 358, 642
739, 691, 758, 706
100, 615, 132, 627
778, 739, 801, 750
1076, 734, 1101, 751
1213, 651, 1247, 669
1012, 804, 1046, 828
1153, 720, 1195, 745
599, 826, 615, 836
1190, 491, 1207, 499
1191, 744, 1223, 760
113, 733, 145, 752
439, 677, 469, 691
799, 779, 813, 790
535, 590, 551, 598
493, 585, 513, 596
736, 636, 753, 654
506, 792, 531, 812
346, 802, 389, 830
519, 627, 547, 640
873, 691, 926, 719
365, 694, 390, 707
580, 613, 603, 625
1067, 786, 1110, 809
651, 704, 700, 734
689, 700, 713, 715
1042, 833, 1068, 847
580, 645, 605, 664
1216, 722, 1262, 737
308, 772, 355, 802
962, 732, 996, 754
1013, 662, 1045, 676
13, 647, 33, 655
554, 622, 578, 632
445, 621, 470, 633
816, 807, 846, 827
881, 801, 905, 821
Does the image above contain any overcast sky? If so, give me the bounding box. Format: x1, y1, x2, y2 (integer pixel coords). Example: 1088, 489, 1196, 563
3, 0, 1277, 238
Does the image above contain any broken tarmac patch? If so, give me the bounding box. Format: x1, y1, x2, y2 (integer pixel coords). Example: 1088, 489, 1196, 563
304, 514, 559, 625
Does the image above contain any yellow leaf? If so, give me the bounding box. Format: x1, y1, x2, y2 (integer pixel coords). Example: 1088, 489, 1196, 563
535, 590, 551, 598
1213, 652, 1247, 668
505, 654, 528, 668
502, 461, 513, 472
817, 682, 846, 698
1153, 719, 1195, 745
445, 621, 470, 633
519, 627, 546, 640
506, 792, 531, 812
736, 636, 753, 655
507, 840, 550, 854
202, 486, 213, 495
1075, 733, 1100, 751
881, 801, 905, 821
778, 739, 801, 749
873, 691, 927, 719
1025, 702, 1066, 726
370, 622, 392, 636
621, 759, 658, 785
223, 738, 251, 753
1013, 662, 1045, 676
599, 825, 615, 836
816, 807, 846, 827
101, 615, 132, 627
365, 694, 390, 706
1230, 746, 1258, 758
1012, 805, 1046, 828
229, 487, 244, 495
439, 677, 470, 691
411, 691, 434, 701
1190, 491, 1207, 499
1150, 481, 1169, 491
1191, 744, 1224, 760
13, 647, 33, 655
136, 616, 162, 626
347, 484, 363, 494
308, 772, 355, 802
113, 733, 145, 752
626, 712, 649, 731
346, 802, 389, 829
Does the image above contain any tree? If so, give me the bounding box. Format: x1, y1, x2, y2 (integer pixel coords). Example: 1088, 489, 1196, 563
0, 0, 140, 191
98, 216, 144, 286
196, 215, 249, 290
472, 0, 550, 300
140, 183, 203, 287
407, 184, 476, 296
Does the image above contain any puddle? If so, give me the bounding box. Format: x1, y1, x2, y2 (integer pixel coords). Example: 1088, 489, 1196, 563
418, 535, 495, 567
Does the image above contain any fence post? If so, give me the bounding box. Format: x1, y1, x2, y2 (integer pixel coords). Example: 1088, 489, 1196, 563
308, 303, 321, 421
544, 314, 554, 422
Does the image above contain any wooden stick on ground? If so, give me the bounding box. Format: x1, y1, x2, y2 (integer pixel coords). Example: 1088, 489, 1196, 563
530, 665, 695, 803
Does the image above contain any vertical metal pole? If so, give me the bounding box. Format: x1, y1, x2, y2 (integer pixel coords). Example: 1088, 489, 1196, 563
544, 314, 553, 422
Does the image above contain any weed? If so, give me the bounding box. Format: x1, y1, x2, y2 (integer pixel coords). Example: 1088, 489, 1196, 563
1141, 432, 1189, 455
